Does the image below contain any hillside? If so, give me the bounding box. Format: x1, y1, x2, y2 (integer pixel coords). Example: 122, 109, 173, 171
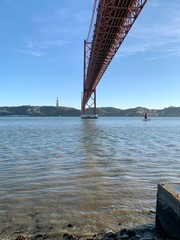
0, 106, 80, 117
0, 106, 180, 117
98, 106, 180, 117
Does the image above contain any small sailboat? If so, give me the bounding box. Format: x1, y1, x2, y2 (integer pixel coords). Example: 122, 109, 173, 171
143, 112, 150, 121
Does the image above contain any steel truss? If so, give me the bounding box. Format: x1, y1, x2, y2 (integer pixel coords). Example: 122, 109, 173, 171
82, 40, 97, 116
82, 0, 147, 115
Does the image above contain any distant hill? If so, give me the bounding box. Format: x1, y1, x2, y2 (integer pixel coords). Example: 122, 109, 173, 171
0, 106, 80, 117
0, 105, 180, 117
97, 106, 180, 117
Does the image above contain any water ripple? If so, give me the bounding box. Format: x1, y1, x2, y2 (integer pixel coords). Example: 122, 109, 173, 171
0, 117, 180, 237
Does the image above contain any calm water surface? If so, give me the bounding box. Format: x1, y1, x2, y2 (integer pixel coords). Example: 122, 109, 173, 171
0, 117, 180, 238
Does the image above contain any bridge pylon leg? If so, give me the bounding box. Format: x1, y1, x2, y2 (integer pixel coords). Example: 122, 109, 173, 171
81, 40, 98, 119
81, 89, 97, 118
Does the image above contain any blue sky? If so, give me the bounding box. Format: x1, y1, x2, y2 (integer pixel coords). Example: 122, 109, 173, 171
0, 0, 180, 109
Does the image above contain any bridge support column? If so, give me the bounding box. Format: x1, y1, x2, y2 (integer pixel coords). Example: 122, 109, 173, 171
81, 89, 97, 118
81, 40, 98, 118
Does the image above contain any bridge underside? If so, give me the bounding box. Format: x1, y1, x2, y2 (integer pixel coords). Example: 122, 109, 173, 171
82, 0, 147, 115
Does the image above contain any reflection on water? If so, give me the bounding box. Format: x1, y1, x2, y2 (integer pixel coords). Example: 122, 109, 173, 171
0, 117, 180, 238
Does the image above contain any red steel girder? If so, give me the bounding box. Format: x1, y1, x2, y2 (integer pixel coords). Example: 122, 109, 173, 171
82, 0, 147, 109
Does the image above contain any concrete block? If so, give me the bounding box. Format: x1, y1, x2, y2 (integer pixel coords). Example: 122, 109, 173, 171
156, 183, 180, 239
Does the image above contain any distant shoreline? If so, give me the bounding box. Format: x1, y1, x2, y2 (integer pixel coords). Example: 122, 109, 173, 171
0, 105, 180, 117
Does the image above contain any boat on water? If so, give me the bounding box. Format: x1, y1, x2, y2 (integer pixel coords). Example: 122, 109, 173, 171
143, 112, 150, 121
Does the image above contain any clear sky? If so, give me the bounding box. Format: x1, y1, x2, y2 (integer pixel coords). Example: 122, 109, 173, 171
0, 0, 180, 109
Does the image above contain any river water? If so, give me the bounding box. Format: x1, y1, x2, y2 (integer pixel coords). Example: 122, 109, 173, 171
0, 117, 179, 239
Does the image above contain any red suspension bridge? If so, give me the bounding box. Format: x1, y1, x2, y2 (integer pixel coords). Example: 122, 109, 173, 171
81, 0, 147, 118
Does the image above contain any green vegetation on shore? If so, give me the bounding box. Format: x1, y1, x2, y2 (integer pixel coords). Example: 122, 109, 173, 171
0, 105, 180, 117
0, 106, 80, 117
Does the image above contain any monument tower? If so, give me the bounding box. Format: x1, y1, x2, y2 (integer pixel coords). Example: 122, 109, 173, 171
56, 97, 59, 108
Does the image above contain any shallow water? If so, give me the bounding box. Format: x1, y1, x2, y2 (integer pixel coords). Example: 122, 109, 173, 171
0, 117, 179, 239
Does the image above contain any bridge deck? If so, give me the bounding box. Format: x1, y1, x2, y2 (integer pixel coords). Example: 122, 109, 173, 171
82, 0, 147, 114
